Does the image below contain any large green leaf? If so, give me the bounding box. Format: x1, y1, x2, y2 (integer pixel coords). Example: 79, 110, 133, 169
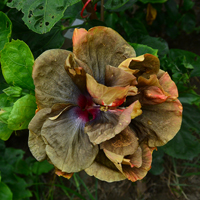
0, 182, 13, 200
1, 40, 34, 90
129, 43, 158, 57
139, 35, 169, 57
7, 94, 36, 130
0, 107, 12, 124
7, 0, 81, 34
162, 104, 200, 160
32, 160, 54, 175
0, 12, 12, 51
0, 122, 13, 141
8, 9, 65, 58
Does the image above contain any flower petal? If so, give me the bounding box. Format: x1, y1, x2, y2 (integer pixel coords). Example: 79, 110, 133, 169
100, 126, 139, 156
32, 49, 81, 109
41, 107, 99, 173
85, 101, 142, 145
28, 108, 51, 161
73, 27, 136, 84
105, 65, 137, 87
86, 73, 129, 106
85, 150, 126, 182
118, 54, 160, 77
132, 99, 183, 147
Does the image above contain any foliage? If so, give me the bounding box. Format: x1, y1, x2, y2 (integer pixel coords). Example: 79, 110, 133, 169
0, 0, 200, 199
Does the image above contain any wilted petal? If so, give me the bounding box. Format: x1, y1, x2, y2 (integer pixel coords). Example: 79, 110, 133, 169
86, 73, 129, 106
118, 54, 160, 77
100, 126, 139, 156
73, 27, 136, 84
85, 150, 126, 182
132, 99, 183, 147
55, 169, 74, 179
105, 65, 137, 87
123, 144, 153, 182
28, 108, 52, 161
85, 101, 142, 145
41, 107, 99, 173
32, 49, 81, 109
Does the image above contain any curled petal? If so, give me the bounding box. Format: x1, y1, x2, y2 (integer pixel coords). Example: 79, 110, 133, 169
28, 108, 51, 161
55, 169, 74, 179
85, 150, 126, 182
32, 49, 82, 109
86, 73, 129, 106
85, 101, 142, 145
105, 65, 137, 87
118, 54, 160, 77
41, 107, 98, 173
100, 126, 139, 156
73, 27, 136, 84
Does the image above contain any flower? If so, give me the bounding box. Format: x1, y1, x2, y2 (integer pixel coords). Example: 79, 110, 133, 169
28, 26, 182, 182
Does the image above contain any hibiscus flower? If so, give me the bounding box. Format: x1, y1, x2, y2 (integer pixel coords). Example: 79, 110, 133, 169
28, 26, 182, 182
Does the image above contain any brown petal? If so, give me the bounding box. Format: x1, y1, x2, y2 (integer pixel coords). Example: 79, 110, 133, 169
28, 108, 51, 161
85, 150, 126, 182
32, 49, 81, 109
73, 27, 136, 84
41, 107, 99, 173
132, 99, 183, 147
100, 126, 139, 156
86, 73, 129, 106
118, 54, 160, 77
85, 101, 141, 145
105, 65, 137, 87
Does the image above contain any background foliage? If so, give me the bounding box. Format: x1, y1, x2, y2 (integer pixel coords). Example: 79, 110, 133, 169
0, 0, 200, 199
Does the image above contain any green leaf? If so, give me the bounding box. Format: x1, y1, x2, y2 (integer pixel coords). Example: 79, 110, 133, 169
139, 0, 167, 3
7, 176, 32, 200
0, 0, 8, 10
162, 104, 200, 160
7, 94, 36, 130
7, 0, 81, 34
63, 1, 83, 19
169, 49, 200, 77
105, 0, 130, 10
0, 122, 13, 141
3, 86, 22, 98
1, 39, 35, 90
32, 160, 54, 175
150, 148, 164, 175
105, 12, 119, 30
139, 35, 169, 57
0, 12, 12, 51
0, 182, 13, 200
110, 0, 137, 12
179, 92, 200, 105
129, 43, 158, 57
0, 107, 12, 124
179, 12, 196, 33
183, 0, 195, 11
0, 93, 17, 108
7, 9, 65, 58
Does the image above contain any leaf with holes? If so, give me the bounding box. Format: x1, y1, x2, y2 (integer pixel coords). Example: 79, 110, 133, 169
7, 0, 81, 34
7, 94, 37, 130
7, 9, 65, 58
0, 12, 12, 51
1, 40, 34, 90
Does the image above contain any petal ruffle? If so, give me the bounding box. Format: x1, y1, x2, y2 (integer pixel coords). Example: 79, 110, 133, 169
73, 27, 136, 84
132, 99, 183, 147
85, 101, 142, 145
32, 49, 81, 109
41, 107, 99, 173
85, 150, 126, 182
100, 126, 139, 156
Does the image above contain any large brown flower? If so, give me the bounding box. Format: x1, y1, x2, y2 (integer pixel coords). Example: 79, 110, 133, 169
28, 26, 182, 182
